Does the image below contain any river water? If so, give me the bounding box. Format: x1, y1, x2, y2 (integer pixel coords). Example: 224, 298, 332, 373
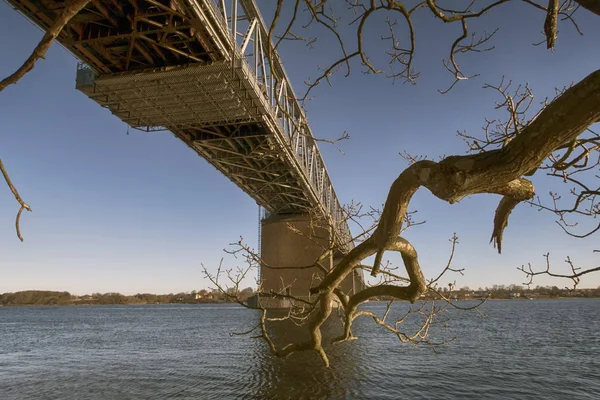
0, 299, 599, 399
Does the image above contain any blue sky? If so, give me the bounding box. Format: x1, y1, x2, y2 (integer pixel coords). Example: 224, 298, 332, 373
1, 1, 599, 294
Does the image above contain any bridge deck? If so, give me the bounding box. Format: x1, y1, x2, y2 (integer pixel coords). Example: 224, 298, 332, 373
6, 0, 353, 251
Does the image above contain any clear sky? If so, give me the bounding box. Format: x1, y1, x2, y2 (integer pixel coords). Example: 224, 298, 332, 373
1, 1, 599, 294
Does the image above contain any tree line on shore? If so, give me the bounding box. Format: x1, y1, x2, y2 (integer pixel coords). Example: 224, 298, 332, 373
421, 285, 600, 301
2, 285, 600, 306
0, 288, 255, 306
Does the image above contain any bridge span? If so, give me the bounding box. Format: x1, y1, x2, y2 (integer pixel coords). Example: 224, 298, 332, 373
6, 0, 362, 301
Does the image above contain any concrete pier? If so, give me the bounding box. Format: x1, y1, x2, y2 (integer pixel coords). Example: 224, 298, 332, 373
258, 214, 362, 308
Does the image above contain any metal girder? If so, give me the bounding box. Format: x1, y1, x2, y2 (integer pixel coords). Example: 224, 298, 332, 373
6, 0, 354, 252
7, 0, 228, 73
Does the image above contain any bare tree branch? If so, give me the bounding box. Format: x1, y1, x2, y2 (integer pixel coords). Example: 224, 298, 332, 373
314, 67, 600, 298
1, 0, 92, 240
0, 159, 31, 241
519, 252, 600, 288
0, 0, 91, 92
544, 0, 560, 49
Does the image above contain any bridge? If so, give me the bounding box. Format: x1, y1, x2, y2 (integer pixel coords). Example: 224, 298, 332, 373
6, 0, 363, 302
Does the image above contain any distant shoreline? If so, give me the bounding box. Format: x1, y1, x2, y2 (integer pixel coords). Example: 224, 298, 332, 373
2, 297, 600, 308
0, 290, 252, 307
1, 288, 599, 306
0, 302, 231, 307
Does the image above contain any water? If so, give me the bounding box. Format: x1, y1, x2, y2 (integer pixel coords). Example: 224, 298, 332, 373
1, 299, 599, 399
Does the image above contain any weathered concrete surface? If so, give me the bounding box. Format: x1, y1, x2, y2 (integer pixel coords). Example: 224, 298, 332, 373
259, 214, 362, 307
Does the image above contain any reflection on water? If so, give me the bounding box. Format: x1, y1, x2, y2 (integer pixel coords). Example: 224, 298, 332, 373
1, 300, 599, 399
252, 312, 365, 399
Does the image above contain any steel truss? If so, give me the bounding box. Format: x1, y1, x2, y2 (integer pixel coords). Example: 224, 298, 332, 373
8, 0, 352, 251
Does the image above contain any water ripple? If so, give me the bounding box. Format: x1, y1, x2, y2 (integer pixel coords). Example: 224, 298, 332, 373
0, 300, 599, 399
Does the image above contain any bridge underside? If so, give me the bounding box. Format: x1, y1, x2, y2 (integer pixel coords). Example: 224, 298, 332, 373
76, 61, 315, 215
9, 0, 353, 238
7, 0, 226, 73
8, 0, 359, 299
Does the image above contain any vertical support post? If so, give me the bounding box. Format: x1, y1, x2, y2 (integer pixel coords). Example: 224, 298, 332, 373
294, 130, 301, 154
231, 0, 237, 44
309, 149, 315, 183
302, 135, 308, 167
275, 79, 285, 115
220, 0, 227, 24
254, 23, 259, 76
258, 29, 268, 95
270, 66, 274, 107
231, 0, 238, 76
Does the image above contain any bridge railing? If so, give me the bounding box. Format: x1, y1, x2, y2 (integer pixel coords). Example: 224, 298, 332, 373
73, 0, 354, 252
199, 0, 354, 251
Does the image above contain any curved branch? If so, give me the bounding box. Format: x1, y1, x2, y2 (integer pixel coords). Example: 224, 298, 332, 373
490, 178, 536, 253
0, 1, 91, 240
0, 159, 32, 241
313, 67, 600, 296
335, 236, 427, 343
